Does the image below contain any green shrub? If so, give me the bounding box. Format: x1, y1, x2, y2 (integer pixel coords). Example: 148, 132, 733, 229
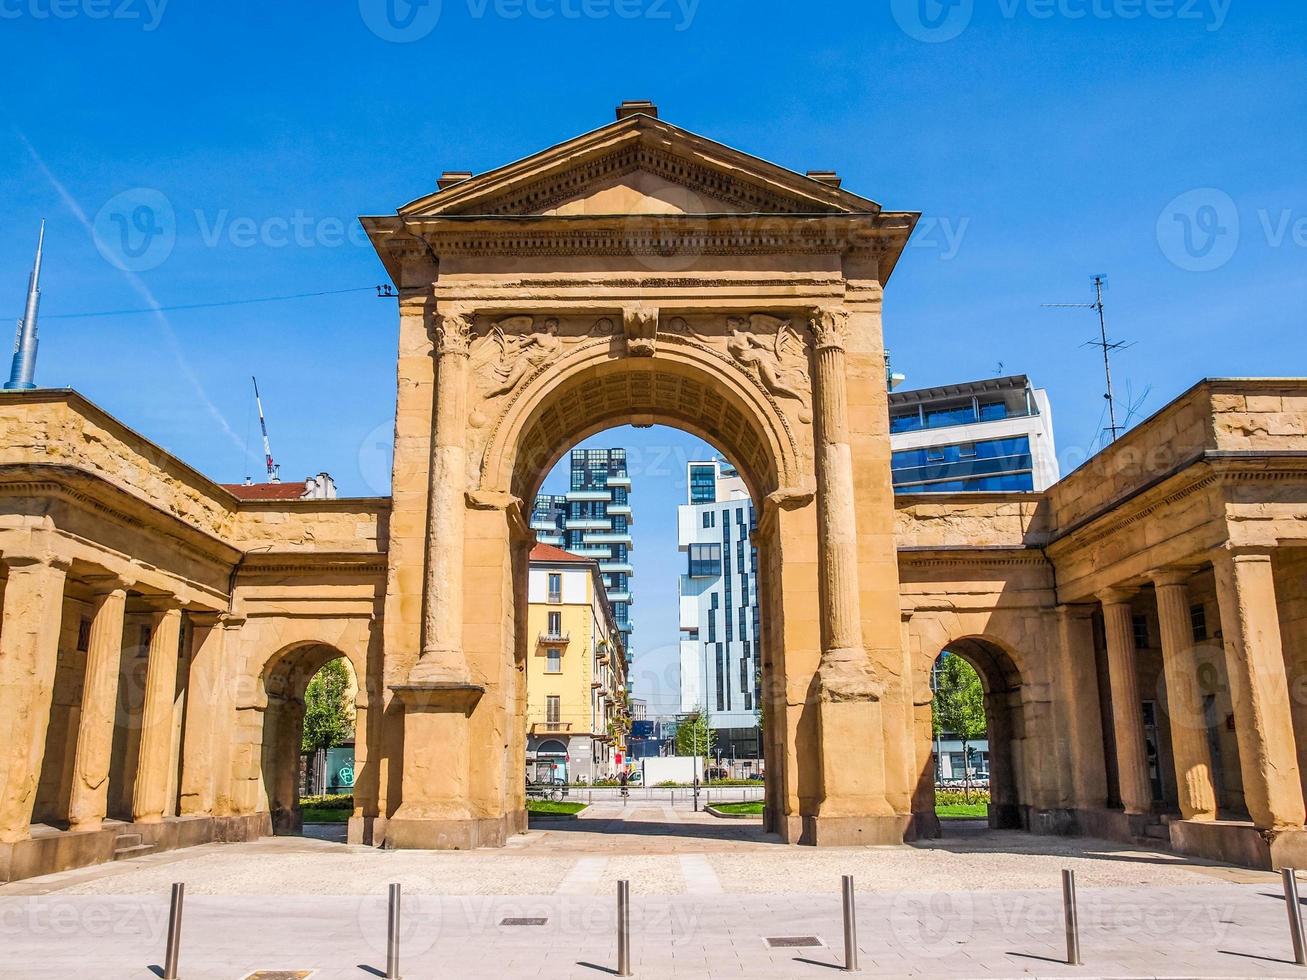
301, 793, 353, 810
934, 788, 990, 807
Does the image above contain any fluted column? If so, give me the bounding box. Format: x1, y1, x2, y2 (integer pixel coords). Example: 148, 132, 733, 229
414, 309, 473, 685
132, 603, 184, 824
1212, 547, 1304, 830
1151, 569, 1218, 821
179, 612, 228, 817
0, 553, 71, 843
67, 575, 131, 832
1099, 589, 1152, 815
807, 308, 891, 831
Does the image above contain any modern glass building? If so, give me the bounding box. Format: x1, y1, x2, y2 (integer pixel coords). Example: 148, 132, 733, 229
531, 448, 634, 664
888, 375, 1059, 493
677, 459, 762, 760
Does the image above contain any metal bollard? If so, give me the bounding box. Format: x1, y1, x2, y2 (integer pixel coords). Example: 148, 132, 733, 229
1283, 868, 1307, 967
162, 882, 184, 980
841, 875, 859, 972
617, 879, 632, 977
1062, 869, 1081, 966
386, 882, 402, 980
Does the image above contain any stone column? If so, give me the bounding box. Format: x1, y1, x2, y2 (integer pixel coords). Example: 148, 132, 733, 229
0, 553, 71, 843
807, 308, 893, 841
1099, 589, 1152, 815
132, 603, 184, 824
415, 309, 473, 686
67, 576, 131, 832
386, 308, 486, 849
179, 613, 227, 817
1151, 569, 1218, 821
1054, 605, 1108, 812
1212, 548, 1305, 831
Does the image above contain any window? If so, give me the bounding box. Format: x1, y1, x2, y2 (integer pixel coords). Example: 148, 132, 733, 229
715, 643, 726, 712
978, 400, 1008, 422
547, 573, 562, 603
546, 696, 561, 724
688, 543, 722, 578
546, 648, 562, 673
547, 611, 562, 638
890, 409, 923, 433
959, 442, 978, 458
689, 464, 717, 504
77, 617, 92, 653
926, 446, 945, 462
1132, 615, 1150, 650
1190, 604, 1208, 642
736, 507, 744, 525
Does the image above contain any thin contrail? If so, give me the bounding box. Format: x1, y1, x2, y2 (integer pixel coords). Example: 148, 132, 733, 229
15, 129, 246, 453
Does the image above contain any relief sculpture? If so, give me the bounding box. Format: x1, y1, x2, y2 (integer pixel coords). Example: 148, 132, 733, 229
725, 314, 813, 423
474, 316, 562, 399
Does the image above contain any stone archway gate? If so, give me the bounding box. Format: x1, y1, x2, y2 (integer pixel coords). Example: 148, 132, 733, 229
361, 104, 920, 849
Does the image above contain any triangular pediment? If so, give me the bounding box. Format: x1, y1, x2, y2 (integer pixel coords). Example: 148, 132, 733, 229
398, 114, 882, 219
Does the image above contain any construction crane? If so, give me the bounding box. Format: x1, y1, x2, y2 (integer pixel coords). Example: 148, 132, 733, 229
252, 376, 280, 482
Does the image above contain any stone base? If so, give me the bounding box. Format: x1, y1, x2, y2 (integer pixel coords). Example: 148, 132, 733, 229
1170, 819, 1307, 870
906, 810, 942, 841
0, 813, 270, 883
1030, 807, 1081, 837
799, 813, 910, 847
348, 815, 382, 846
382, 812, 519, 850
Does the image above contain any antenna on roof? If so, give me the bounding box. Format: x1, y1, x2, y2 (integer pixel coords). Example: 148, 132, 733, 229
1043, 274, 1133, 444
252, 376, 279, 482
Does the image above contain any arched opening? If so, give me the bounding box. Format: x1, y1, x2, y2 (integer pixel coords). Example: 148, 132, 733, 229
518, 417, 775, 838
260, 643, 357, 835
930, 637, 1026, 832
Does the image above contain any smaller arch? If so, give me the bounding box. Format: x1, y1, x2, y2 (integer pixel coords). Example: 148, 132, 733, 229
259, 641, 357, 835
932, 636, 1028, 832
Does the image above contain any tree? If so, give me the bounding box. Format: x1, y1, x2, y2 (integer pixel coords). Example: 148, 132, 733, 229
674, 711, 717, 765
301, 658, 355, 756
932, 653, 987, 799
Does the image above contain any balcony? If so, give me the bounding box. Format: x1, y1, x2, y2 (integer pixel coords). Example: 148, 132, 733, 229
600, 562, 634, 575
530, 519, 561, 532
565, 518, 610, 531
565, 490, 611, 502
539, 630, 570, 645
606, 591, 632, 604
584, 532, 633, 546
605, 475, 632, 488
606, 504, 633, 518
531, 721, 572, 735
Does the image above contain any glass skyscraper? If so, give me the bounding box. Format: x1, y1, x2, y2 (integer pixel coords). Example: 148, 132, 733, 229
531, 448, 634, 667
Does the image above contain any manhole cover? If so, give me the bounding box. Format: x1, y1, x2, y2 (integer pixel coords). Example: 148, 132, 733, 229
764, 936, 823, 948
501, 917, 548, 926
242, 973, 315, 980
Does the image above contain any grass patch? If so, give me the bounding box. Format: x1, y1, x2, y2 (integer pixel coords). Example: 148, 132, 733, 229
301, 807, 351, 824
527, 800, 587, 815
937, 803, 988, 820
712, 801, 764, 815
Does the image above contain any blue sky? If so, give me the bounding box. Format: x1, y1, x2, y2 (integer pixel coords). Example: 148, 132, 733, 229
2, 1, 1303, 713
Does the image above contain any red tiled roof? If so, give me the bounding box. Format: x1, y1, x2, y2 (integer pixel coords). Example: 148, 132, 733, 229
221, 482, 308, 501
529, 543, 594, 564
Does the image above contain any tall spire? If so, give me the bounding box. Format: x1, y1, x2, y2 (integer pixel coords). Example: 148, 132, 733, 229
5, 221, 45, 391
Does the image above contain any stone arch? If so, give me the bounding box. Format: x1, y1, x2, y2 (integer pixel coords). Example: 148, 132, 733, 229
482, 335, 806, 505
926, 632, 1030, 831
259, 640, 357, 834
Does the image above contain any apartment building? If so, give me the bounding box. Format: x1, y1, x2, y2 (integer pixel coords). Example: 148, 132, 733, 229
676, 459, 762, 760
525, 543, 629, 783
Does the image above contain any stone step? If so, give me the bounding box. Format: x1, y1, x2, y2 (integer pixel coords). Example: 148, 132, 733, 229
113, 843, 156, 859
1142, 823, 1171, 840
113, 833, 143, 849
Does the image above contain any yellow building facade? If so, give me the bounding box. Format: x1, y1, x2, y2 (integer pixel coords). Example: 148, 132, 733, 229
525, 544, 629, 783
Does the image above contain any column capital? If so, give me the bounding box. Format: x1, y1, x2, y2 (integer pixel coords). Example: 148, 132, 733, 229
2, 551, 72, 573
1211, 544, 1275, 568
434, 309, 473, 358
808, 307, 850, 351
1096, 586, 1138, 606
84, 571, 136, 595
145, 596, 187, 615
1148, 567, 1194, 589
1055, 603, 1098, 621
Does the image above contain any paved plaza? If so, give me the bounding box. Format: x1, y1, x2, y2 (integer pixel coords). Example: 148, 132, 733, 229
2, 801, 1304, 978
